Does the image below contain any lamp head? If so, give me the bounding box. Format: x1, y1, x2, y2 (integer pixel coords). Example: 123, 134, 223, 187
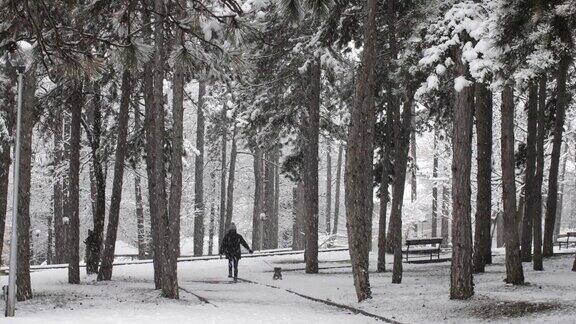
6, 41, 32, 73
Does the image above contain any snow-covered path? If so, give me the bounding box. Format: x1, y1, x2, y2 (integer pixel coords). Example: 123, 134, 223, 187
2, 252, 383, 324
2, 249, 575, 323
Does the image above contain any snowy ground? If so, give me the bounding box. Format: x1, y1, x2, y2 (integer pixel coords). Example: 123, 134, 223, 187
1, 248, 575, 323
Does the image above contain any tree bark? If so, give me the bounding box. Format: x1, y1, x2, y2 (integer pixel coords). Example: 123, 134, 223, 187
52, 111, 65, 264
325, 140, 332, 234
193, 80, 206, 256
131, 94, 147, 260
431, 129, 438, 239
168, 49, 186, 258
218, 107, 227, 242
273, 150, 280, 247
86, 82, 106, 275
208, 171, 216, 255
134, 168, 146, 259
377, 117, 393, 273
154, 0, 177, 299
441, 180, 450, 248
473, 83, 493, 272
66, 80, 82, 285
521, 83, 538, 262
224, 126, 238, 232
345, 0, 377, 301
384, 0, 402, 255
252, 148, 264, 250
410, 105, 417, 202
332, 144, 343, 235
391, 95, 413, 284
449, 46, 474, 300
263, 150, 276, 249
543, 54, 570, 257
554, 143, 568, 237
46, 214, 53, 264
0, 75, 14, 267
533, 75, 547, 271
500, 84, 525, 285
16, 67, 36, 300
516, 195, 525, 242
263, 147, 280, 249
303, 58, 320, 274
141, 0, 162, 289
98, 71, 133, 281
292, 182, 306, 250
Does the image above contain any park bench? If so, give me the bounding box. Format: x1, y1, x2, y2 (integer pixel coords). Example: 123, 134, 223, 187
403, 237, 443, 262
557, 232, 576, 249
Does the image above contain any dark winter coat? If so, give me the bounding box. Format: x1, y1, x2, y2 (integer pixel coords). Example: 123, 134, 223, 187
219, 229, 251, 259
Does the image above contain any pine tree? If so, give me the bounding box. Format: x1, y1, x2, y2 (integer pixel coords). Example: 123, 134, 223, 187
473, 83, 493, 272
345, 0, 378, 301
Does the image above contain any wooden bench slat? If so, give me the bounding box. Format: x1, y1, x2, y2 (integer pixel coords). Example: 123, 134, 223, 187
402, 248, 440, 254
405, 238, 443, 246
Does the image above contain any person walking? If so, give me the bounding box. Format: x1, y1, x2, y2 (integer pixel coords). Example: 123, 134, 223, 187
219, 223, 253, 281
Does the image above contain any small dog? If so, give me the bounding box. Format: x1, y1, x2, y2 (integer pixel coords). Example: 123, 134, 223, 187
273, 267, 282, 280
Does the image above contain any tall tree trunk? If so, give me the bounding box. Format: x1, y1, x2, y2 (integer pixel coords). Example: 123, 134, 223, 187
273, 150, 280, 248
224, 126, 237, 231
500, 84, 525, 285
391, 94, 413, 284
251, 148, 263, 250
208, 171, 216, 255
168, 39, 186, 258
218, 108, 227, 242
263, 150, 275, 249
67, 81, 83, 285
554, 143, 568, 237
332, 144, 343, 235
377, 117, 393, 272
441, 181, 450, 248
98, 71, 133, 281
0, 77, 14, 267
292, 182, 306, 250
263, 147, 280, 249
449, 46, 474, 300
46, 214, 53, 264
384, 0, 401, 255
533, 75, 547, 271
431, 128, 439, 238
473, 83, 493, 273
142, 0, 162, 289
193, 80, 206, 256
345, 0, 377, 301
521, 83, 538, 262
292, 186, 298, 249
516, 195, 525, 245
543, 54, 570, 257
410, 105, 417, 202
134, 168, 146, 259
303, 58, 320, 274
52, 112, 65, 264
325, 140, 332, 234
132, 93, 146, 260
16, 68, 36, 300
62, 111, 71, 264
86, 82, 106, 275
168, 67, 184, 260
154, 0, 177, 298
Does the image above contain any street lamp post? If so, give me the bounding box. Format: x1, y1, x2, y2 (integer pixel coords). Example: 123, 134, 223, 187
4, 41, 30, 317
